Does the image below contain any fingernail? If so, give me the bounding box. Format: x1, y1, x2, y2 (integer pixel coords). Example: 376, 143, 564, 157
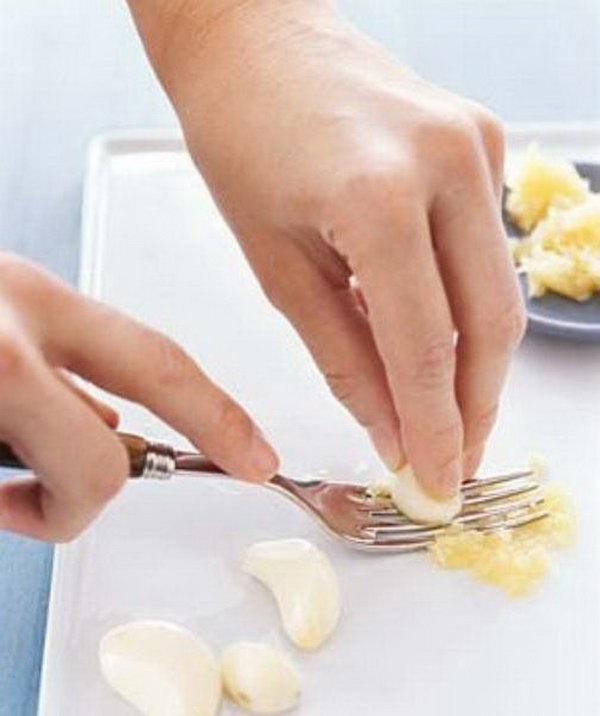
369, 423, 405, 472
105, 409, 120, 430
433, 458, 462, 499
249, 429, 279, 481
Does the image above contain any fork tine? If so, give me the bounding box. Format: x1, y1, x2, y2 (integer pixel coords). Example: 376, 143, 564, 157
363, 514, 412, 528
363, 494, 544, 539
369, 510, 550, 549
462, 481, 541, 507
367, 538, 432, 552
363, 525, 449, 541
366, 507, 406, 518
366, 483, 540, 522
457, 494, 544, 525
475, 508, 549, 533
349, 537, 432, 553
356, 468, 536, 510
370, 508, 549, 548
461, 469, 534, 492
360, 471, 540, 526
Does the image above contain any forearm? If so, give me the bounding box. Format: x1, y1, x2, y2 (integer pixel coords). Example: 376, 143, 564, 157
125, 0, 247, 67
126, 0, 334, 99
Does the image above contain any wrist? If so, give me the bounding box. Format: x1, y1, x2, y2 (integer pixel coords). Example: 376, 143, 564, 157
126, 0, 251, 67
128, 0, 336, 104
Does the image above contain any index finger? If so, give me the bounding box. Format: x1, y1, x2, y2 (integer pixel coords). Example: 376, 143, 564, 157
9, 263, 278, 482
66, 304, 278, 481
339, 195, 463, 498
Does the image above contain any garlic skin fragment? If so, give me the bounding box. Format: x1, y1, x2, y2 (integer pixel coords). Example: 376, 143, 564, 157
221, 642, 300, 714
243, 538, 340, 650
99, 620, 221, 716
391, 464, 462, 525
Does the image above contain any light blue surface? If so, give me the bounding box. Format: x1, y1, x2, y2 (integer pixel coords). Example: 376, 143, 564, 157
0, 515, 52, 716
0, 1, 598, 714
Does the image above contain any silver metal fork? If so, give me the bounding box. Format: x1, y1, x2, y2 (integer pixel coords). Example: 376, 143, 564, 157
0, 432, 547, 552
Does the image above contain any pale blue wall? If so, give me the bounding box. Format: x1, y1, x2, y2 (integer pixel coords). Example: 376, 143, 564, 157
341, 0, 600, 120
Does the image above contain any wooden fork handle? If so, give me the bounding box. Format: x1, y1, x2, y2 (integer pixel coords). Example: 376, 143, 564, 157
0, 432, 151, 478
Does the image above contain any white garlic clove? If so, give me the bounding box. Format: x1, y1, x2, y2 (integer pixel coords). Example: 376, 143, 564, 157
99, 620, 221, 716
243, 538, 340, 650
221, 642, 300, 714
391, 464, 462, 525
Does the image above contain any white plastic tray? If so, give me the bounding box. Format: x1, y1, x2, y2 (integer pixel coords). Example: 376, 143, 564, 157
38, 125, 600, 715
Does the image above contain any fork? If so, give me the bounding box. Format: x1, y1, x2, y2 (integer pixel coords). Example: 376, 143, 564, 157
0, 432, 547, 552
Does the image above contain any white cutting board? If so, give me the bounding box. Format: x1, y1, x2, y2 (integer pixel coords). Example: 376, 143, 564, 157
38, 125, 600, 715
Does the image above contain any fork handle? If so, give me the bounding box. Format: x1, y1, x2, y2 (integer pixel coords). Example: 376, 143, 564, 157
0, 432, 173, 479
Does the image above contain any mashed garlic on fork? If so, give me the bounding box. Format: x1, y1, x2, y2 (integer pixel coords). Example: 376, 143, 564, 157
368, 459, 576, 597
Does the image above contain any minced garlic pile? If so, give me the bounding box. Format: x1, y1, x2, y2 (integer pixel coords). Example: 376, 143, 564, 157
430, 484, 576, 597
506, 145, 600, 302
368, 465, 576, 597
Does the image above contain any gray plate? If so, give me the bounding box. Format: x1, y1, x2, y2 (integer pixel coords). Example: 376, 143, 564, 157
503, 162, 600, 341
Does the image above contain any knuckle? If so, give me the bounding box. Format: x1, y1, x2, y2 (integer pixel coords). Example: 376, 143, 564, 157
463, 446, 483, 478
85, 440, 128, 505
424, 114, 482, 177
38, 497, 87, 544
331, 163, 416, 219
210, 397, 253, 444
251, 248, 301, 313
0, 252, 57, 307
483, 301, 527, 349
468, 404, 499, 444
434, 450, 461, 475
0, 252, 33, 288
430, 416, 463, 442
260, 274, 290, 312
52, 522, 84, 544
89, 471, 125, 505
473, 109, 506, 163
325, 164, 418, 269
445, 127, 480, 170
325, 370, 361, 409
0, 331, 28, 385
148, 334, 194, 390
411, 338, 456, 389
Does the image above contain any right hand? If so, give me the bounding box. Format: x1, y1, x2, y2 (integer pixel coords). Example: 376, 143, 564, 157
0, 254, 278, 542
152, 0, 526, 498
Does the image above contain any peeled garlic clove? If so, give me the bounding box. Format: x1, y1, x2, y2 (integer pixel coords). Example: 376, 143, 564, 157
99, 620, 221, 716
221, 642, 300, 714
391, 464, 462, 525
243, 538, 340, 650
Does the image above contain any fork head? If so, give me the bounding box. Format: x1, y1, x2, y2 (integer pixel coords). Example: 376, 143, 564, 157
268, 469, 548, 552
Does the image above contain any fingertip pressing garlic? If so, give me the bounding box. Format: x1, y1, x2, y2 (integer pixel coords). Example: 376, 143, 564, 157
221, 642, 300, 714
391, 464, 462, 525
243, 538, 341, 650
99, 621, 221, 716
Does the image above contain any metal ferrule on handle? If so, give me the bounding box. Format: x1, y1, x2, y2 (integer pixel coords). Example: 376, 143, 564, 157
138, 443, 177, 480
117, 433, 177, 480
